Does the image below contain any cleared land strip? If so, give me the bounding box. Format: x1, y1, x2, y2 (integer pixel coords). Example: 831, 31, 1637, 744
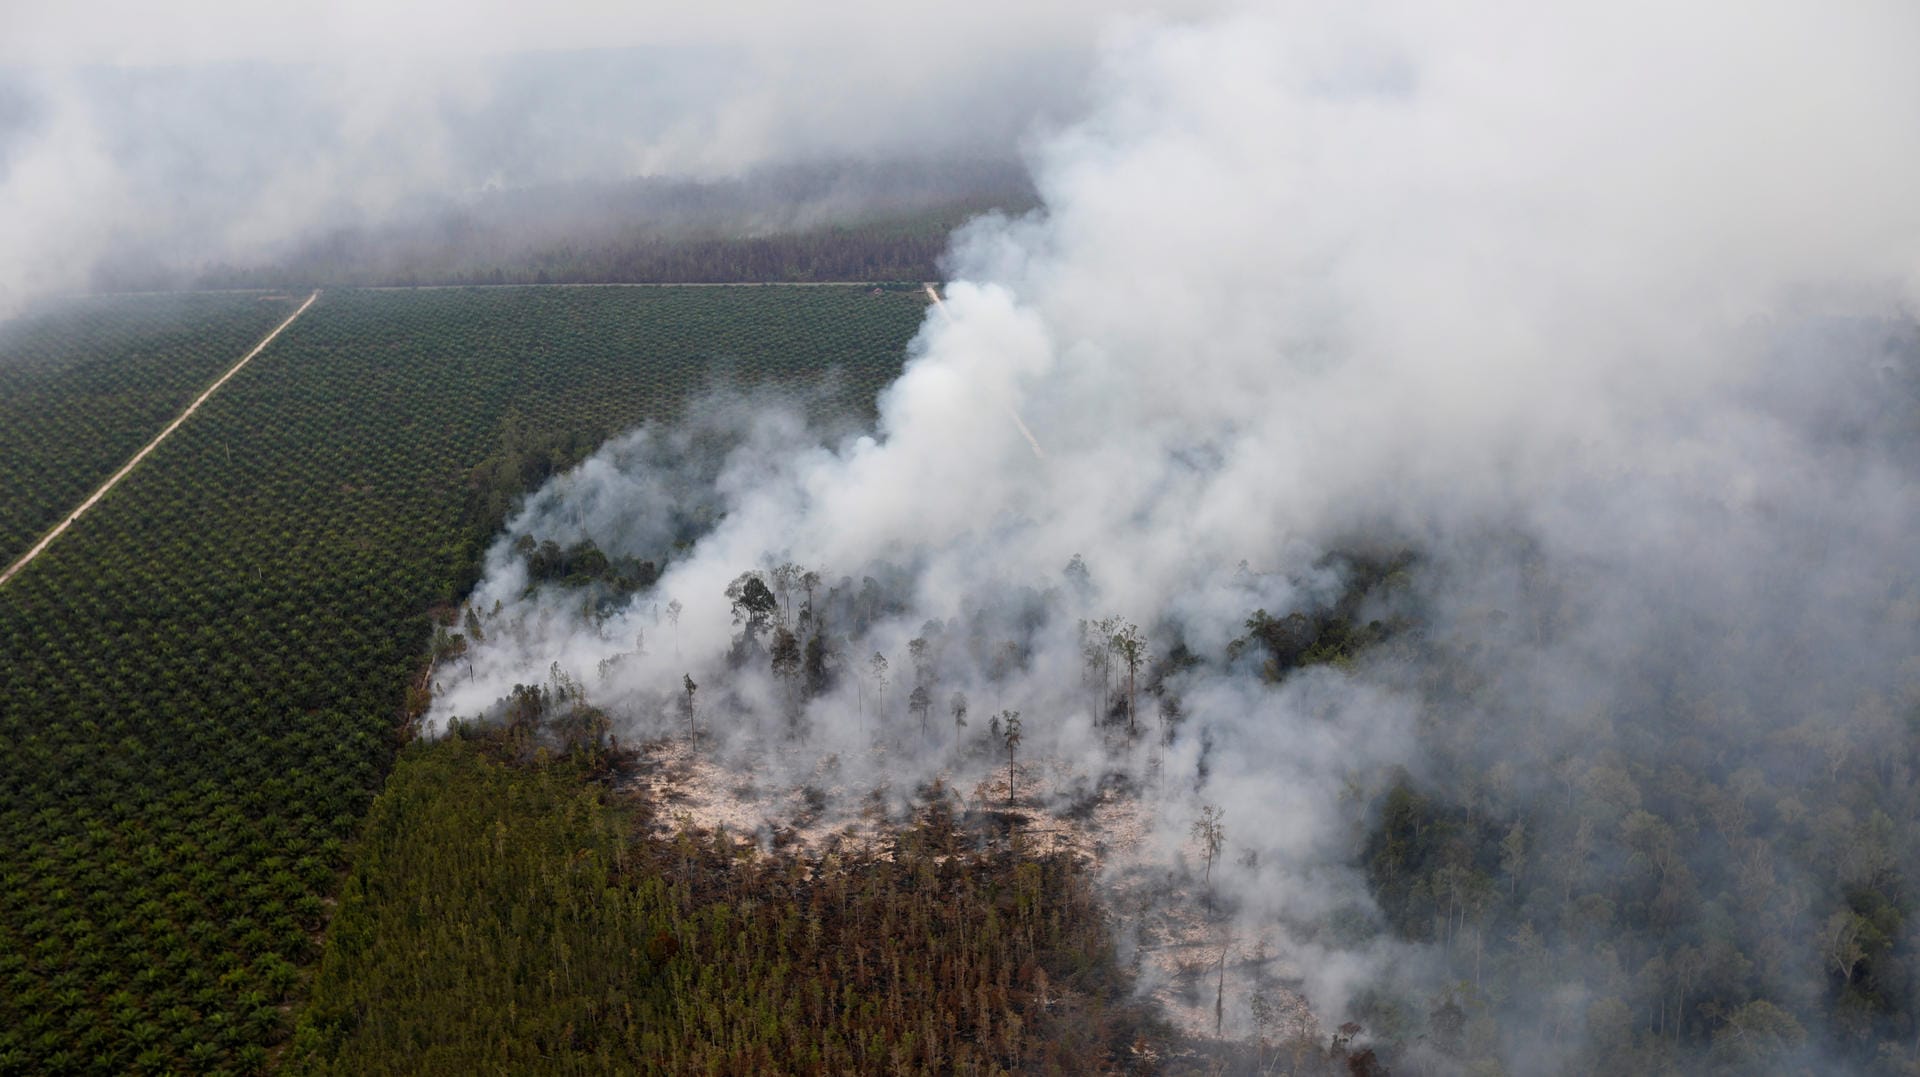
349, 280, 921, 291
0, 290, 319, 590
84, 281, 917, 297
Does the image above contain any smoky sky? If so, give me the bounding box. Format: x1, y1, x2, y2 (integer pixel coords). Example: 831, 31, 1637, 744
0, 1, 1226, 310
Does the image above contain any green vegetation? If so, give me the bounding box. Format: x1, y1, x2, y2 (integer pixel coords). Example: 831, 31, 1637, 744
289, 733, 1149, 1075
0, 285, 923, 1075
1225, 552, 1414, 680
0, 292, 298, 565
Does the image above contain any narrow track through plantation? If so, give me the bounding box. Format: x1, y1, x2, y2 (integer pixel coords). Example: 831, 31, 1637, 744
0, 285, 925, 1075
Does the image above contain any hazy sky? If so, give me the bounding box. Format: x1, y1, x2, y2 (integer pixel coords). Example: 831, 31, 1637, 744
0, 0, 1226, 307
3, 1, 1221, 65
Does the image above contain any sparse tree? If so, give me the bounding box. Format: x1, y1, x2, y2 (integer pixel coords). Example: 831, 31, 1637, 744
1215, 931, 1235, 1037
665, 598, 683, 657
908, 635, 931, 683
869, 652, 890, 716
463, 604, 485, 644
856, 575, 884, 629
431, 623, 456, 665
1079, 620, 1102, 719
1193, 804, 1226, 905
724, 571, 778, 654
1112, 622, 1147, 737
1081, 615, 1120, 721
1249, 991, 1286, 1068
1822, 909, 1866, 985
1710, 1000, 1805, 1069
770, 625, 802, 721
1062, 553, 1093, 599
771, 562, 801, 624
596, 653, 623, 682
909, 684, 932, 736
802, 625, 833, 700
431, 624, 471, 680
799, 568, 822, 621
505, 682, 548, 732
1000, 710, 1023, 807
951, 691, 969, 732
1500, 822, 1527, 896
680, 674, 698, 753
1098, 615, 1121, 699
548, 661, 581, 702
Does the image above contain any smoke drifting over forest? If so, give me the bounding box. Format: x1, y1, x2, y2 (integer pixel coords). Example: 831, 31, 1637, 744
424, 2, 1920, 1070
0, 1, 1224, 309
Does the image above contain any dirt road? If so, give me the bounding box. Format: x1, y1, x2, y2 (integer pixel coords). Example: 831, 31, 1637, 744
0, 290, 319, 590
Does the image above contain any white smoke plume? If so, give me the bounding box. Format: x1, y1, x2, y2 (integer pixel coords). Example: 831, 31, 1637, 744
433, 1, 1920, 1068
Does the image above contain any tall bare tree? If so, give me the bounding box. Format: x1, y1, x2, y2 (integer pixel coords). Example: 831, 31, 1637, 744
1112, 622, 1147, 737
771, 562, 802, 625
680, 673, 698, 754
1000, 710, 1023, 808
1080, 617, 1119, 721
869, 652, 890, 717
799, 568, 822, 622
665, 598, 683, 658
1214, 931, 1235, 1037
1193, 804, 1226, 908
770, 625, 802, 722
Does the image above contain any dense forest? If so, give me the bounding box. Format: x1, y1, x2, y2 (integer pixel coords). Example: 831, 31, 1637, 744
1342, 580, 1920, 1074
101, 161, 1039, 293
289, 730, 1147, 1075
191, 207, 1004, 291
0, 287, 923, 1074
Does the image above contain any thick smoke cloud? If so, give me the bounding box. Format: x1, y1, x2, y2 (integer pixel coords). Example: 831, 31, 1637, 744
0, 1, 1224, 310
430, 0, 1920, 1069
